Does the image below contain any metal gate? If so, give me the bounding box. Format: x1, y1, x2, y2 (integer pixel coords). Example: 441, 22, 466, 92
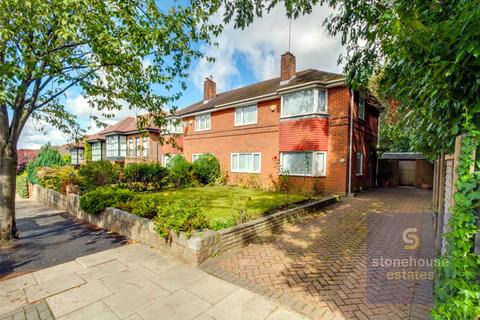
398, 160, 416, 186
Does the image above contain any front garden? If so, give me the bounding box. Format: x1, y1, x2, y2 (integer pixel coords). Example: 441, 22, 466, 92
20, 145, 320, 238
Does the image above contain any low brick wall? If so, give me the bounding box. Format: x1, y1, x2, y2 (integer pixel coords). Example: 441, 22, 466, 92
31, 184, 338, 264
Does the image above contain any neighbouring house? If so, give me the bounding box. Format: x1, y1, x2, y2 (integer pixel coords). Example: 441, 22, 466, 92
70, 52, 382, 195
17, 149, 39, 171
69, 116, 183, 166
378, 152, 434, 189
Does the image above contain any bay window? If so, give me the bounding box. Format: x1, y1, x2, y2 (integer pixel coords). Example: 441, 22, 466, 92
106, 135, 126, 158
91, 142, 102, 161
128, 138, 134, 156
280, 151, 326, 176
281, 88, 327, 118
71, 149, 79, 165
231, 153, 261, 173
235, 105, 257, 126
195, 113, 211, 131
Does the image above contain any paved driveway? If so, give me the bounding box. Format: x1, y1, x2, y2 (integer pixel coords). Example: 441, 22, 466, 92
201, 188, 434, 320
0, 198, 126, 279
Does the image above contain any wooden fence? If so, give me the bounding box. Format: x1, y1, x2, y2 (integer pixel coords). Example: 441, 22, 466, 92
432, 135, 479, 255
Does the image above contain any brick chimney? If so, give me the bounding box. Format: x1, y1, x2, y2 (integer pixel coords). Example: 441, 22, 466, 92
280, 52, 296, 82
203, 76, 216, 100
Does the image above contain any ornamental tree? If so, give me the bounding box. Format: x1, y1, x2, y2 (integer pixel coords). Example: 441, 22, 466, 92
0, 0, 219, 242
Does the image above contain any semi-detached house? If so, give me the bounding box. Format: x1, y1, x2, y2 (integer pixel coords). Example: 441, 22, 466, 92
70, 52, 381, 195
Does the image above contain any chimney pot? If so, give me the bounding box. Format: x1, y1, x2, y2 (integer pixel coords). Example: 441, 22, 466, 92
280, 52, 296, 82
203, 77, 216, 100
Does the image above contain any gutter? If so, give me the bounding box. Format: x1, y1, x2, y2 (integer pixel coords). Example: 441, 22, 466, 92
347, 89, 354, 197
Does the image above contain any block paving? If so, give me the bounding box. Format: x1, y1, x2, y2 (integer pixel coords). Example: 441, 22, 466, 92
201, 188, 434, 320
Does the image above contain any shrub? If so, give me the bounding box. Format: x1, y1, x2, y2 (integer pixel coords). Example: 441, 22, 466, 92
16, 173, 29, 198
167, 155, 195, 188
154, 199, 208, 238
192, 153, 220, 185
37, 166, 80, 194
80, 186, 137, 214
209, 217, 235, 230
123, 163, 169, 191
26, 144, 64, 184
78, 160, 121, 191
120, 195, 162, 219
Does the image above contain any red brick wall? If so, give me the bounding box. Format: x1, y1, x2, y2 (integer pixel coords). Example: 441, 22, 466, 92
279, 117, 329, 152
183, 99, 280, 187
124, 132, 183, 165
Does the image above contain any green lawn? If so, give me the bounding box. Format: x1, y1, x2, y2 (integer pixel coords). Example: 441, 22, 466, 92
141, 185, 310, 221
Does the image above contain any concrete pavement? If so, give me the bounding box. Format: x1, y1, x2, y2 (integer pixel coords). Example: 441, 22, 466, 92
0, 243, 306, 320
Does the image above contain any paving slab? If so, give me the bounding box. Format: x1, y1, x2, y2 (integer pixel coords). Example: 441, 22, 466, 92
56, 302, 118, 320
138, 290, 211, 320
205, 288, 278, 320
24, 274, 85, 303
185, 274, 238, 304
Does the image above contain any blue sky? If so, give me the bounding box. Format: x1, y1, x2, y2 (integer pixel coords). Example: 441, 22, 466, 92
19, 4, 344, 149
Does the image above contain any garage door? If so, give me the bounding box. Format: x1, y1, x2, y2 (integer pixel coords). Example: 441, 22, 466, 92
398, 160, 416, 186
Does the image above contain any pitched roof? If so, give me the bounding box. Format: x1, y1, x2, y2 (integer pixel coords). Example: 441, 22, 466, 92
176, 69, 345, 116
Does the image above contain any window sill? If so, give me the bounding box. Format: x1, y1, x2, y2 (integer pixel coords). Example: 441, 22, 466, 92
194, 128, 211, 132
234, 122, 258, 127
280, 112, 328, 120
230, 171, 261, 174
280, 173, 326, 177
356, 173, 363, 176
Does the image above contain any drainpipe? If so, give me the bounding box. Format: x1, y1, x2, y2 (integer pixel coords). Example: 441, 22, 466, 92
347, 89, 354, 197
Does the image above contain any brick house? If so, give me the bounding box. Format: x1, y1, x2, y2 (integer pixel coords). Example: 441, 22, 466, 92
69, 116, 183, 166
70, 52, 381, 194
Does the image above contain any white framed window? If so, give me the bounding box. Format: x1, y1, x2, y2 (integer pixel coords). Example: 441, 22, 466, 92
119, 136, 126, 157
78, 148, 84, 161
235, 105, 257, 126
106, 135, 118, 157
165, 118, 183, 134
91, 142, 102, 161
231, 153, 261, 173
192, 153, 203, 162
135, 137, 140, 157
356, 152, 363, 176
358, 95, 365, 120
280, 151, 327, 176
281, 88, 327, 118
71, 149, 78, 165
128, 138, 134, 156
162, 154, 172, 166
195, 113, 211, 131
142, 136, 148, 157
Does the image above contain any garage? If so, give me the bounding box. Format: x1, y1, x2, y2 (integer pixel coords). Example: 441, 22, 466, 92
378, 152, 434, 189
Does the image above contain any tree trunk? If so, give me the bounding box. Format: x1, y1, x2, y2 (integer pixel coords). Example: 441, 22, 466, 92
0, 144, 17, 243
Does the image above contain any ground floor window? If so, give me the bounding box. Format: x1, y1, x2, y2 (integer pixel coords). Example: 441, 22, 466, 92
71, 149, 79, 165
162, 154, 172, 166
192, 153, 203, 162
356, 152, 363, 176
142, 136, 148, 157
128, 138, 134, 156
231, 152, 261, 173
91, 142, 102, 161
280, 151, 326, 176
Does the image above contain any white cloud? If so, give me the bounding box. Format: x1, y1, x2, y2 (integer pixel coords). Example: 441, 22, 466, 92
192, 4, 344, 92
18, 119, 69, 149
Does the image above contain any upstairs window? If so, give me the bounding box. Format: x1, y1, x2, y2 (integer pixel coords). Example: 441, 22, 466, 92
281, 89, 326, 118
195, 113, 211, 131
231, 152, 261, 173
235, 105, 257, 126
358, 95, 365, 120
165, 118, 183, 134
280, 151, 326, 176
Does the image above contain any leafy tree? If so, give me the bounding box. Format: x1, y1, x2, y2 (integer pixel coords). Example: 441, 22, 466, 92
0, 0, 219, 242
26, 143, 64, 184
